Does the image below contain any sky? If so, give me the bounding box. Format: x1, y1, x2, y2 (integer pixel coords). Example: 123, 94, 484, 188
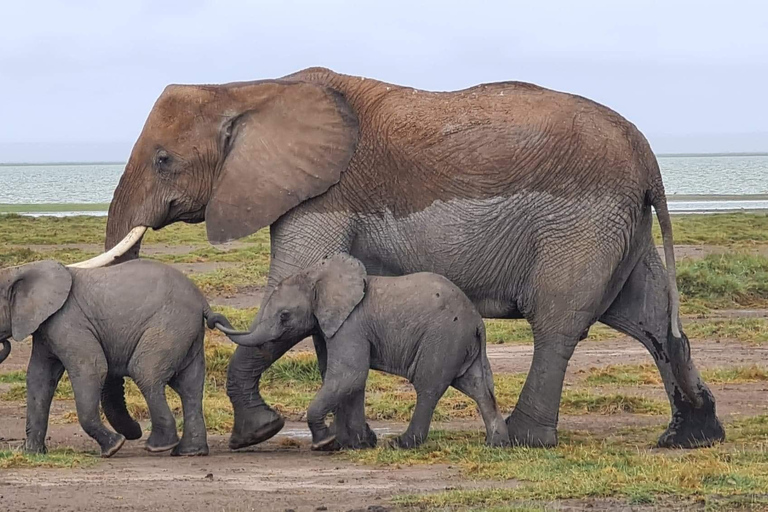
1, 0, 766, 162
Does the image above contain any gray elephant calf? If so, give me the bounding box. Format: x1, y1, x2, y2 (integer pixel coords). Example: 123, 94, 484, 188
224, 254, 510, 450
0, 259, 221, 457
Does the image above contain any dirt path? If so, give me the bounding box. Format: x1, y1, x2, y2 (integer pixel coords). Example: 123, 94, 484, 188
2, 331, 768, 510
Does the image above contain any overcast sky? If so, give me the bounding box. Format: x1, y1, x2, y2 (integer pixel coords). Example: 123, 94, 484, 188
1, 0, 766, 162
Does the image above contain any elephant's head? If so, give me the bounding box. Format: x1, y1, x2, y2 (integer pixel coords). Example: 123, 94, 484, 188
0, 261, 72, 365
226, 253, 366, 347
71, 78, 359, 268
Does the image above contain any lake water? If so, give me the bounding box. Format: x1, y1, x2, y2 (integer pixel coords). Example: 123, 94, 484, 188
1, 154, 767, 214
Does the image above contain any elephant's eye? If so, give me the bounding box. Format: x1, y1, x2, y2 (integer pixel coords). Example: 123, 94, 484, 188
154, 150, 172, 171
279, 310, 290, 323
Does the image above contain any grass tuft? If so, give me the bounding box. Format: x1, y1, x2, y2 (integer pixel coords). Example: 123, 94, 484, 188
0, 447, 97, 468
678, 253, 768, 309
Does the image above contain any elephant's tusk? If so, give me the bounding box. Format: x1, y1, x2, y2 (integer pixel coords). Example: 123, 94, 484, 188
67, 226, 148, 269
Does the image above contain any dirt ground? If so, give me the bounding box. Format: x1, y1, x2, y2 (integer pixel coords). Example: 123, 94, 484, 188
3, 332, 768, 511
1, 244, 768, 511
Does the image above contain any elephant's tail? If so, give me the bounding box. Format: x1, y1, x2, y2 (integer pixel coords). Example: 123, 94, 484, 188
649, 185, 683, 341
0, 338, 10, 365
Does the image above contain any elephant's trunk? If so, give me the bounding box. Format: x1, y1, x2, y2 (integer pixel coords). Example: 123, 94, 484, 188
225, 322, 274, 348
0, 339, 10, 365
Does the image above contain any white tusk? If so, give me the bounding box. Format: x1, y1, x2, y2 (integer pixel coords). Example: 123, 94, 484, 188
67, 226, 148, 269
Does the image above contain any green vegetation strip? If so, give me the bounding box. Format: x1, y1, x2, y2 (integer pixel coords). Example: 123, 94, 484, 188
0, 203, 109, 213
346, 416, 768, 508
584, 364, 768, 386
0, 447, 98, 469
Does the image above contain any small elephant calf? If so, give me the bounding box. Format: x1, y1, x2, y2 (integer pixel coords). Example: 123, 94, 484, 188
225, 254, 510, 450
0, 259, 221, 457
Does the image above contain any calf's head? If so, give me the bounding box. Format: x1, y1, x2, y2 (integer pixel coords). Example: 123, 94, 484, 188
227, 254, 366, 347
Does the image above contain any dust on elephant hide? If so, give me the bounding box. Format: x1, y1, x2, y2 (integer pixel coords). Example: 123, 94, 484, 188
79, 67, 724, 450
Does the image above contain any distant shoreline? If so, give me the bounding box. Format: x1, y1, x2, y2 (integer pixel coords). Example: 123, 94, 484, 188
1, 152, 767, 167
0, 161, 125, 167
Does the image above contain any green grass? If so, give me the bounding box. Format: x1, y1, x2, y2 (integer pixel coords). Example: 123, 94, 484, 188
345, 414, 768, 508
0, 370, 26, 383
487, 317, 768, 346
654, 212, 768, 246
0, 214, 266, 246
189, 259, 270, 295
0, 447, 98, 468
0, 203, 109, 213
0, 247, 98, 266
685, 318, 768, 344
582, 364, 662, 386
582, 364, 768, 387
678, 253, 768, 310
486, 320, 621, 345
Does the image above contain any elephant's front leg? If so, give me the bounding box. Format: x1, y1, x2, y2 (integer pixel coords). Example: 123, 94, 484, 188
505, 331, 579, 447
225, 210, 357, 449
313, 334, 376, 449
24, 340, 65, 454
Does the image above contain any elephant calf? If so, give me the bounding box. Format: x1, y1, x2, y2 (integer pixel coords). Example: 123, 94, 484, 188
223, 254, 510, 450
0, 260, 222, 457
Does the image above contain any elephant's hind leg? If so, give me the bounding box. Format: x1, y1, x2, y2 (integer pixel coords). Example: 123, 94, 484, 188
600, 248, 724, 448
168, 336, 208, 456
102, 376, 143, 440
452, 357, 510, 448
130, 329, 180, 453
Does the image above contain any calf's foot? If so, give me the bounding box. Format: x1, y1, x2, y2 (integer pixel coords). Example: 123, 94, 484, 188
311, 435, 339, 452
100, 432, 126, 458
172, 439, 209, 457
145, 429, 180, 453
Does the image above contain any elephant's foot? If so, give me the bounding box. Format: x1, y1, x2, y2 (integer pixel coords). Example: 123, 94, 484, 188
657, 391, 725, 449
505, 408, 558, 448
23, 440, 47, 455
171, 440, 209, 457
311, 435, 340, 452
387, 433, 426, 450
486, 431, 512, 448
145, 430, 180, 453
229, 405, 285, 450
100, 433, 126, 458
330, 421, 378, 449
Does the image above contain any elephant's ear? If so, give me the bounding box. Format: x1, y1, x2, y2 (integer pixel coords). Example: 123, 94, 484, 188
310, 253, 367, 339
205, 81, 359, 244
10, 261, 72, 341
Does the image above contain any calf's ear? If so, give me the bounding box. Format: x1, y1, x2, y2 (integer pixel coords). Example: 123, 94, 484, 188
309, 254, 366, 338
10, 261, 72, 341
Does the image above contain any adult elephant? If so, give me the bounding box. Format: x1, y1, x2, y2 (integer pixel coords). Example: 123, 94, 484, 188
74, 67, 724, 450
